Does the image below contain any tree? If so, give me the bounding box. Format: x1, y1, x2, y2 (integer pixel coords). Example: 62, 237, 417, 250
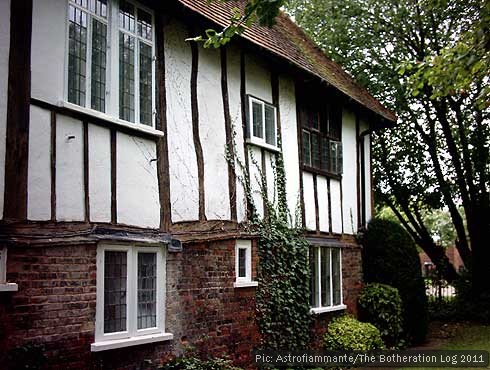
287, 0, 489, 300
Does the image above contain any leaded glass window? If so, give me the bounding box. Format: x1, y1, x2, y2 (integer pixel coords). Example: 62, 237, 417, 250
67, 0, 107, 112
104, 251, 127, 333
137, 252, 157, 329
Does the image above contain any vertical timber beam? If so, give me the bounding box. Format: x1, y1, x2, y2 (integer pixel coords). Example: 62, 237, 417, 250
4, 0, 33, 220
221, 46, 237, 221
189, 37, 206, 221
155, 14, 171, 231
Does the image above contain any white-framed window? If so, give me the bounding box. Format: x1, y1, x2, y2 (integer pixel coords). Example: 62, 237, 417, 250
234, 240, 258, 288
0, 247, 18, 292
66, 0, 156, 127
309, 246, 345, 313
92, 244, 172, 351
248, 96, 278, 150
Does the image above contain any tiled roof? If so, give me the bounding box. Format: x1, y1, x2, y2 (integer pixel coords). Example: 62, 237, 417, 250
177, 0, 397, 123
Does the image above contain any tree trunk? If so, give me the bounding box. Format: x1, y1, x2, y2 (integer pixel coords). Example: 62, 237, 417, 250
468, 201, 490, 300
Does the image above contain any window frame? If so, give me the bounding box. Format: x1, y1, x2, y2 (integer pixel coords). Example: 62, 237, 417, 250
309, 246, 345, 314
94, 244, 166, 344
64, 0, 156, 128
247, 95, 279, 152
234, 240, 258, 288
0, 247, 18, 292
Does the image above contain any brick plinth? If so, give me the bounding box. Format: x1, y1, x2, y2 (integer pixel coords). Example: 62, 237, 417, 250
0, 237, 362, 369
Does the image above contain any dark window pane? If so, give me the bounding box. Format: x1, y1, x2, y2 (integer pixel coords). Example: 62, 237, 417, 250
89, 0, 107, 18
310, 247, 319, 307
302, 130, 311, 166
119, 0, 135, 32
119, 32, 135, 122
332, 248, 342, 305
328, 105, 342, 140
137, 8, 152, 40
138, 252, 157, 329
330, 141, 343, 174
238, 248, 246, 278
311, 132, 321, 169
104, 251, 127, 333
252, 101, 263, 138
91, 19, 107, 112
306, 109, 319, 130
321, 248, 331, 307
264, 104, 276, 146
139, 42, 153, 125
68, 5, 87, 107
321, 137, 329, 171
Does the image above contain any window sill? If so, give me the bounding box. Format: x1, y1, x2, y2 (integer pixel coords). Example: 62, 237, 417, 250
91, 332, 173, 352
246, 138, 280, 153
234, 281, 259, 288
310, 304, 346, 314
59, 101, 164, 138
0, 283, 18, 292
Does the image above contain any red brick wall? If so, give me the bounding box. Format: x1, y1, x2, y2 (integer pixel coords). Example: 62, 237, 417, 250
0, 238, 362, 369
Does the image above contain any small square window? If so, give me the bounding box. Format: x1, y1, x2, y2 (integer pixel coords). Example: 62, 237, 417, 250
247, 96, 278, 150
234, 240, 257, 288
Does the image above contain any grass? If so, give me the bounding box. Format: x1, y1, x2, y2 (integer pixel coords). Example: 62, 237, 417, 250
399, 324, 490, 370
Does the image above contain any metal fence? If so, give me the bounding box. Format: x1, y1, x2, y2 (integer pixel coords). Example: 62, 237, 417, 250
424, 266, 456, 301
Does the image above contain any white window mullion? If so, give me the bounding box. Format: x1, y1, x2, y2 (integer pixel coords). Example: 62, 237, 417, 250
86, 15, 93, 109
261, 101, 266, 141
316, 247, 321, 308
109, 1, 119, 117
128, 249, 136, 337
135, 38, 140, 124
329, 248, 333, 307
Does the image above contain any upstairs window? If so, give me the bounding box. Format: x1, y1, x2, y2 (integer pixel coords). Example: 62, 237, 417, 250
66, 0, 155, 127
298, 90, 343, 175
248, 96, 278, 149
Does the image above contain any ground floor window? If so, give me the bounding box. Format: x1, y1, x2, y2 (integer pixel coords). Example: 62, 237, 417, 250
94, 244, 168, 348
309, 246, 344, 312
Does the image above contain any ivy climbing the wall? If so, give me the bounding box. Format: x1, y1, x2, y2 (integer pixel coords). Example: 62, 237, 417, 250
226, 132, 312, 349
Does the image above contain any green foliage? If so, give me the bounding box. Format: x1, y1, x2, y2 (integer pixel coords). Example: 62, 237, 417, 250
159, 357, 242, 370
323, 315, 385, 351
227, 130, 312, 349
6, 344, 47, 370
188, 0, 285, 48
362, 218, 428, 345
358, 283, 404, 348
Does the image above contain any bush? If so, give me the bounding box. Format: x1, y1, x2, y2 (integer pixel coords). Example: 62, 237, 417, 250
323, 315, 385, 350
361, 218, 428, 344
358, 283, 404, 348
159, 357, 242, 370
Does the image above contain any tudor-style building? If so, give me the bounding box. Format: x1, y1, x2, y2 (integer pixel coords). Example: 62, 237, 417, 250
0, 0, 396, 368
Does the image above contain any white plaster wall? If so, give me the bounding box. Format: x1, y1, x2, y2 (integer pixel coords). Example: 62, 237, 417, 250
197, 45, 230, 220
0, 0, 10, 220
31, 0, 66, 104
265, 151, 276, 205
317, 175, 329, 232
278, 75, 300, 225
342, 110, 358, 235
28, 106, 51, 220
116, 132, 159, 228
56, 115, 85, 221
88, 124, 111, 222
245, 54, 272, 102
249, 146, 264, 218
330, 179, 342, 233
227, 45, 247, 222
302, 171, 316, 230
165, 19, 199, 222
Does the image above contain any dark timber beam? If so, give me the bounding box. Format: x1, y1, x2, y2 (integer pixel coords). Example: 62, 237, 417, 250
221, 47, 237, 221
155, 14, 171, 231
4, 0, 33, 220
189, 37, 206, 221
